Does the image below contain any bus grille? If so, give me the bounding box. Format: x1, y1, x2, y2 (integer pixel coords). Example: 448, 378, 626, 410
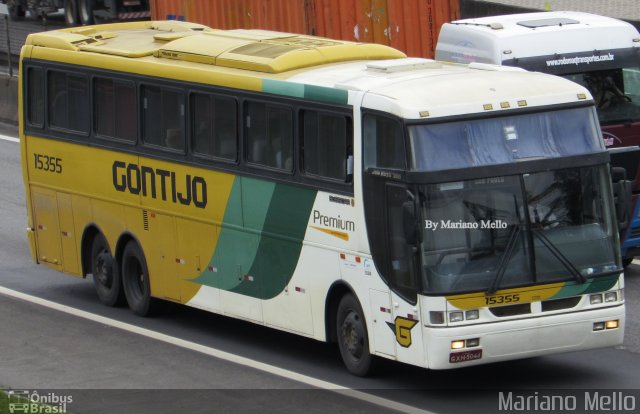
489, 303, 531, 317
541, 296, 581, 312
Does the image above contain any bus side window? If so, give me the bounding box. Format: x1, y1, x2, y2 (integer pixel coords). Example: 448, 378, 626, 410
142, 85, 185, 152
27, 67, 44, 128
48, 70, 89, 134
191, 92, 237, 161
363, 114, 405, 170
302, 110, 352, 182
95, 78, 137, 142
246, 101, 293, 172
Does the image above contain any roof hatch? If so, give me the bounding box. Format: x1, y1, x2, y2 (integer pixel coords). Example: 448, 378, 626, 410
517, 18, 580, 28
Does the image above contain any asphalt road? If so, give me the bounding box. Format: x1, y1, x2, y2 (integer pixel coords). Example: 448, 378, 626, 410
1, 123, 640, 414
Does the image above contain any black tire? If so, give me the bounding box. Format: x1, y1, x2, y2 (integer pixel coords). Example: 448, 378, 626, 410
623, 257, 634, 268
79, 0, 95, 25
336, 294, 374, 376
90, 233, 124, 306
121, 241, 160, 316
64, 0, 79, 26
7, 0, 26, 20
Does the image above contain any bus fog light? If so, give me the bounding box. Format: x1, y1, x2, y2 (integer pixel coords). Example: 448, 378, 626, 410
449, 311, 464, 322
430, 311, 445, 324
466, 338, 480, 347
593, 322, 605, 331
604, 292, 617, 303
606, 320, 619, 329
590, 294, 603, 305
451, 340, 465, 350
465, 310, 479, 320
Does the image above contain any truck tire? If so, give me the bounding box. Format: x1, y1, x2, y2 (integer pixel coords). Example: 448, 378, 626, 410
7, 0, 26, 20
79, 0, 95, 25
64, 0, 79, 25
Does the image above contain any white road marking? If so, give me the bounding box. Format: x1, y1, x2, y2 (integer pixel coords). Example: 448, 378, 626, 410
0, 285, 435, 414
0, 134, 19, 143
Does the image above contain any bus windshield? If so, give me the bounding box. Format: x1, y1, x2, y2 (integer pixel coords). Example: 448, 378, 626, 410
418, 165, 620, 295
408, 107, 603, 172
563, 68, 640, 125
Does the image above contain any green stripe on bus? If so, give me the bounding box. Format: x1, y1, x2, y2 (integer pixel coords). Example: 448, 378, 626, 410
232, 183, 317, 299
263, 79, 305, 98
193, 177, 274, 290
263, 79, 348, 105
304, 84, 348, 105
551, 274, 619, 299
193, 177, 317, 299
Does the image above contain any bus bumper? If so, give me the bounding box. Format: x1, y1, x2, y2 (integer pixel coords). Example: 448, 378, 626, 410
424, 304, 625, 370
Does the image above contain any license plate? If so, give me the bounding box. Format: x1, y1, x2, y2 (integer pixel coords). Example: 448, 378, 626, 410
449, 349, 482, 363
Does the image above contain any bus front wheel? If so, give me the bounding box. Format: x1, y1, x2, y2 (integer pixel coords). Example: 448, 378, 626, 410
121, 241, 160, 316
336, 294, 374, 376
90, 233, 124, 306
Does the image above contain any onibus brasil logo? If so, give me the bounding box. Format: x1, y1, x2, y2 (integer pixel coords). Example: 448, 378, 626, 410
5, 390, 72, 414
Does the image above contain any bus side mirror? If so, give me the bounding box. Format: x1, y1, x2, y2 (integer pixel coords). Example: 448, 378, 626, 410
402, 200, 422, 246
611, 167, 632, 231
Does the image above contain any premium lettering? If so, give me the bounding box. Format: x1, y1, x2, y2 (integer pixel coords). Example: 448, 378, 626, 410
112, 161, 207, 209
313, 210, 355, 232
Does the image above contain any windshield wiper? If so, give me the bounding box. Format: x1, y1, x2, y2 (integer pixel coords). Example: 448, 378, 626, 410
532, 230, 586, 284
487, 224, 521, 294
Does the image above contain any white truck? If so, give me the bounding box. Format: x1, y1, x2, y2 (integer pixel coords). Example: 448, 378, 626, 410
3, 0, 149, 25
435, 11, 640, 265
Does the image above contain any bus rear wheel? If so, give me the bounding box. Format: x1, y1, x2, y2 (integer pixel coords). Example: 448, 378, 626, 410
336, 294, 374, 376
121, 241, 160, 316
90, 233, 124, 306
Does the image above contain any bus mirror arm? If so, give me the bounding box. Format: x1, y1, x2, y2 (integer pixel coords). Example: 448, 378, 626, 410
611, 166, 632, 231
402, 190, 423, 246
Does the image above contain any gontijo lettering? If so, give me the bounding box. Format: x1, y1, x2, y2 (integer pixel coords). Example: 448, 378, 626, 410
112, 161, 207, 209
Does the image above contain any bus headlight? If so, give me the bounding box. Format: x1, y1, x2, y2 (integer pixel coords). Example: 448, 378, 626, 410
590, 294, 603, 305
465, 310, 479, 320
430, 311, 445, 324
604, 292, 618, 303
449, 311, 464, 323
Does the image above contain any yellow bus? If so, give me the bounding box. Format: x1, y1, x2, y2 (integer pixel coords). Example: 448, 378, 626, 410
20, 21, 625, 376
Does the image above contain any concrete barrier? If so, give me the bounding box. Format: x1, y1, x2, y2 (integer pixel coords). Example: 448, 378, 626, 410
0, 74, 18, 125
